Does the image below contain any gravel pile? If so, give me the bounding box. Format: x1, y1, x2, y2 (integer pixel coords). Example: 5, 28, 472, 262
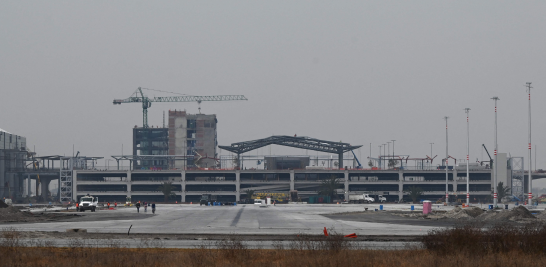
476, 206, 536, 222
534, 211, 546, 220
426, 206, 484, 220
0, 206, 32, 222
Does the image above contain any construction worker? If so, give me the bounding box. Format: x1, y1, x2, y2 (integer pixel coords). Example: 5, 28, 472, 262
76, 202, 79, 212
114, 201, 117, 208
107, 202, 110, 209
152, 202, 156, 214
136, 201, 141, 213
144, 201, 147, 212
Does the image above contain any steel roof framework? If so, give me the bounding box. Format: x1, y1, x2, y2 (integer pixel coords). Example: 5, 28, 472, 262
219, 136, 362, 169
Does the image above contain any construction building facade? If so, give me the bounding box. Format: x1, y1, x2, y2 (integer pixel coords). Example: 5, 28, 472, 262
168, 110, 217, 169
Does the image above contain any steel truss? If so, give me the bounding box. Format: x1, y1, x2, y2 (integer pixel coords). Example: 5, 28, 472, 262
219, 135, 362, 168
510, 157, 524, 200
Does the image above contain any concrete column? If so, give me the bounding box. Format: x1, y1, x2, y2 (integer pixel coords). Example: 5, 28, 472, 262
27, 174, 31, 197
181, 171, 186, 202
344, 171, 349, 201
290, 170, 295, 191
126, 170, 132, 200
235, 171, 240, 202
72, 171, 77, 202
452, 169, 458, 200
398, 171, 404, 202
41, 178, 51, 200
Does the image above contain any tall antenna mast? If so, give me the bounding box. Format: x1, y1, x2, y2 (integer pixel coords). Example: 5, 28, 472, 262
444, 116, 449, 203
465, 108, 471, 205
526, 82, 533, 206
491, 96, 500, 207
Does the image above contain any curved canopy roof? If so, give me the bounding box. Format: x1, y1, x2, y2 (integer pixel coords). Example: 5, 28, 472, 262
219, 135, 362, 155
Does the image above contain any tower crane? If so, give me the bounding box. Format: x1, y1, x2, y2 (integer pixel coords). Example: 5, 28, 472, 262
113, 87, 248, 128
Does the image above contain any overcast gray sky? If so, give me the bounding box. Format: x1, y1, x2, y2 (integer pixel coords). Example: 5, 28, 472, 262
1, 1, 545, 174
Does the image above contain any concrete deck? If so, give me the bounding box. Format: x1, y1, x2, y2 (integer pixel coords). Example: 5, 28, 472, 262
2, 204, 454, 236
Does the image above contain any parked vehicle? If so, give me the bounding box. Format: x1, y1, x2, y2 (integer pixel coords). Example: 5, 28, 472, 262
79, 195, 98, 212
348, 194, 375, 204
200, 194, 217, 206
376, 195, 387, 203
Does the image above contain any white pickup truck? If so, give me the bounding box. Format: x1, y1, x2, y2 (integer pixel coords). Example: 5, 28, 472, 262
377, 195, 387, 203
348, 194, 375, 204
78, 195, 98, 212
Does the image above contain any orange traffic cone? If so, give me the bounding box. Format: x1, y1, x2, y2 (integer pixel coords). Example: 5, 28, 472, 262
323, 227, 329, 237
344, 233, 357, 238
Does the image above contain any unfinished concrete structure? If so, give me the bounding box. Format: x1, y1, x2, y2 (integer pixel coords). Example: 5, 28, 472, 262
132, 127, 169, 170
168, 110, 217, 169
0, 129, 27, 199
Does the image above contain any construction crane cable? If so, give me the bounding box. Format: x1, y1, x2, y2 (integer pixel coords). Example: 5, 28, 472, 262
141, 88, 192, 96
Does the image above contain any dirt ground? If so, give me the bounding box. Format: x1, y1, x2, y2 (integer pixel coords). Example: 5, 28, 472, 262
0, 206, 153, 224
1, 230, 421, 242
325, 206, 545, 227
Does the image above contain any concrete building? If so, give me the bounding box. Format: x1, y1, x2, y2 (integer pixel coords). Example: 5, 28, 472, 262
0, 129, 27, 199
168, 110, 217, 169
132, 127, 169, 170
264, 156, 310, 170
73, 167, 498, 203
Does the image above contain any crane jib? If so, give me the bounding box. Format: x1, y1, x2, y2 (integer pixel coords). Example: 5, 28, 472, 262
113, 89, 247, 128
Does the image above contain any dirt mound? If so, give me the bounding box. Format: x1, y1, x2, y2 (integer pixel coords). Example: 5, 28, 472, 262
464, 207, 485, 217
476, 206, 536, 222
0, 200, 8, 208
426, 206, 484, 220
535, 211, 546, 220
0, 206, 31, 221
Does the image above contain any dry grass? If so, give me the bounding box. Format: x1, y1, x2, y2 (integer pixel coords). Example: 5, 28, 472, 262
422, 222, 546, 255
2, 226, 546, 266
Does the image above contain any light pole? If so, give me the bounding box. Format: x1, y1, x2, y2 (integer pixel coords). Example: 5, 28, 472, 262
491, 96, 500, 207
392, 140, 396, 167
444, 117, 449, 203
387, 142, 391, 168
526, 82, 533, 205
378, 145, 382, 168
465, 108, 471, 205
430, 143, 434, 157
382, 144, 386, 169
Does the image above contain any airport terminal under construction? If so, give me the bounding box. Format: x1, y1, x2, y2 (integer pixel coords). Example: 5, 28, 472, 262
0, 88, 543, 205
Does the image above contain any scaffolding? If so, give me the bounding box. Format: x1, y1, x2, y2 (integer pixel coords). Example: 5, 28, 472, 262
510, 157, 524, 200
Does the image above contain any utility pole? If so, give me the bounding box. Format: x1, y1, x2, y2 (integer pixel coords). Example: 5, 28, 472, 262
526, 82, 533, 206
387, 142, 391, 168
444, 117, 449, 203
430, 143, 434, 158
382, 144, 386, 169
378, 145, 382, 169
465, 108, 471, 205
491, 96, 500, 207
392, 140, 396, 166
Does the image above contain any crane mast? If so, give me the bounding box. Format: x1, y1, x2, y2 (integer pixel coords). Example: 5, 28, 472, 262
114, 87, 248, 128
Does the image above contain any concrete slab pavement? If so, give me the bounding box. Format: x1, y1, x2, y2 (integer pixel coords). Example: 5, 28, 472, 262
1, 204, 444, 236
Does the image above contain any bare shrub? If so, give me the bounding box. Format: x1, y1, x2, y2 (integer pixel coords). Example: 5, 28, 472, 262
423, 222, 546, 255
215, 236, 251, 264
0, 227, 21, 248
